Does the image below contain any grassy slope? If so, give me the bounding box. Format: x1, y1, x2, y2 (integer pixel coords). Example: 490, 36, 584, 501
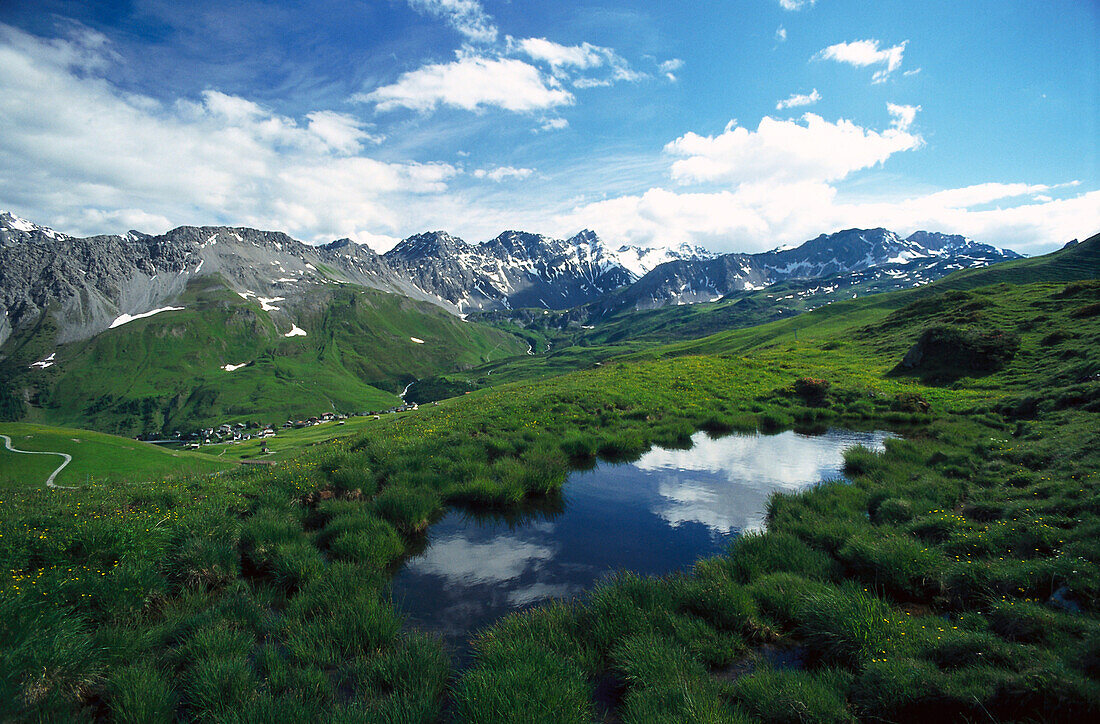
412, 234, 1100, 402
0, 423, 231, 488
7, 278, 526, 435
1, 236, 1097, 721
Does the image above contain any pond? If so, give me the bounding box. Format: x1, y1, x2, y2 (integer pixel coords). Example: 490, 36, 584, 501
390, 427, 894, 657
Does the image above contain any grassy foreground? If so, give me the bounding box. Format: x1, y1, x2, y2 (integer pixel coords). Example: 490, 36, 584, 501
0, 255, 1098, 720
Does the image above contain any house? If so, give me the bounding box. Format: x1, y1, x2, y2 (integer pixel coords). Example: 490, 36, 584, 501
321, 412, 335, 422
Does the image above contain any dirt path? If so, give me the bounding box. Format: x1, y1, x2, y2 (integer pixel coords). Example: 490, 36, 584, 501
0, 434, 76, 489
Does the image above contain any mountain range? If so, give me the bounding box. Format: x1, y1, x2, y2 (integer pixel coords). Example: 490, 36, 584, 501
0, 211, 1018, 349
0, 210, 1025, 434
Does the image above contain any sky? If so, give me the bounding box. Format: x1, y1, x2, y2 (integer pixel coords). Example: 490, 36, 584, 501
0, 0, 1096, 255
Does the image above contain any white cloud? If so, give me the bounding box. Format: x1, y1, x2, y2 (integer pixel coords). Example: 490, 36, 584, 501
508, 36, 645, 87
537, 117, 569, 132
513, 37, 606, 71
407, 0, 497, 43
817, 39, 908, 83
547, 108, 1095, 256
406, 533, 553, 584
556, 182, 1100, 256
360, 55, 573, 113
665, 111, 923, 186
306, 110, 383, 153
0, 23, 455, 247
659, 57, 684, 82
776, 88, 821, 110
473, 166, 534, 182
776, 26, 788, 42
779, 0, 816, 9
886, 103, 920, 132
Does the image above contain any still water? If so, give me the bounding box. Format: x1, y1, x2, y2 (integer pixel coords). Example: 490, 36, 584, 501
391, 428, 893, 654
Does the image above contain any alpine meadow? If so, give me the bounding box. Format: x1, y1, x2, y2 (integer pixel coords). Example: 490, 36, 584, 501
1, 1, 1098, 722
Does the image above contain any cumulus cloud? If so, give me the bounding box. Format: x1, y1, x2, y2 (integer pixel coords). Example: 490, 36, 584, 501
776, 26, 787, 42
0, 23, 453, 247
817, 39, 908, 83
776, 88, 821, 110
887, 103, 920, 131
779, 0, 816, 9
556, 181, 1100, 256
665, 111, 923, 186
407, 0, 497, 43
360, 55, 573, 113
473, 166, 534, 182
547, 108, 1095, 256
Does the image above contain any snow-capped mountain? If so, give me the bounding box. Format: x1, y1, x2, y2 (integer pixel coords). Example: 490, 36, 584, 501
0, 212, 1019, 351
382, 229, 674, 312
597, 228, 1021, 313
0, 215, 430, 347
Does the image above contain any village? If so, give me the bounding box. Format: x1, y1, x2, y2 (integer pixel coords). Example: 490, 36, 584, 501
142, 402, 424, 449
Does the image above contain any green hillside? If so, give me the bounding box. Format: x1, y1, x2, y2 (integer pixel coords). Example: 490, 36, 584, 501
3, 278, 527, 435
0, 422, 232, 488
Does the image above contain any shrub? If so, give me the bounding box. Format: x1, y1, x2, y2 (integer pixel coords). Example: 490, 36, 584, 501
892, 325, 1020, 383
792, 377, 831, 407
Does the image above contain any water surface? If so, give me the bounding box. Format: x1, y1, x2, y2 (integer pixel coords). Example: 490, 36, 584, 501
391, 428, 892, 654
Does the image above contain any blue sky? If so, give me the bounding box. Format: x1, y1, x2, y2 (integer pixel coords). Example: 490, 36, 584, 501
0, 0, 1096, 254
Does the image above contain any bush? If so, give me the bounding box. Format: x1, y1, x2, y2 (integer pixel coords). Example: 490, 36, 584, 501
892, 325, 1020, 383
792, 377, 831, 407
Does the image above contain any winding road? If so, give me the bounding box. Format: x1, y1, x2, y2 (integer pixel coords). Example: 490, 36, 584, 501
0, 434, 75, 489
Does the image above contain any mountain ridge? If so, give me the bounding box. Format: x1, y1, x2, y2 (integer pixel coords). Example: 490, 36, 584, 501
1, 211, 1018, 349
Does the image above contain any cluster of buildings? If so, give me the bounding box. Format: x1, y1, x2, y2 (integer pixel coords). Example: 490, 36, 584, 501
166, 401, 427, 449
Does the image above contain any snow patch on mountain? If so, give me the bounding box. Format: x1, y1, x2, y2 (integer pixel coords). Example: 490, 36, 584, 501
29, 352, 56, 369
109, 306, 185, 329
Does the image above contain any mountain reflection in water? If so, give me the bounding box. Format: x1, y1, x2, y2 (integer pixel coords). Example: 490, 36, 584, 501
391, 428, 893, 657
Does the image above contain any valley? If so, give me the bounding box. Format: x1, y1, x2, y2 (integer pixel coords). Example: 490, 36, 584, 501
1, 220, 1097, 721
